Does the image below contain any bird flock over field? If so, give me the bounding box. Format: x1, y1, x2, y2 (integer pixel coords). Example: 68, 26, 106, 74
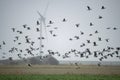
0, 5, 120, 66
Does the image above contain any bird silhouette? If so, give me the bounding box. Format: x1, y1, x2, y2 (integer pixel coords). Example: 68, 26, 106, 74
62, 18, 66, 22
11, 28, 15, 32
98, 37, 102, 41
87, 40, 91, 43
36, 28, 40, 32
95, 30, 98, 33
101, 6, 105, 9
15, 36, 19, 40
49, 20, 53, 24
69, 38, 73, 41
98, 15, 103, 19
105, 39, 109, 42
89, 34, 93, 36
87, 6, 92, 11
23, 24, 27, 28
93, 42, 97, 46
53, 34, 57, 37
113, 27, 117, 30
49, 30, 53, 34
80, 31, 84, 35
27, 27, 30, 30
76, 24, 80, 27
90, 22, 93, 26
74, 36, 79, 40
28, 64, 32, 67
37, 21, 40, 25
3, 41, 5, 45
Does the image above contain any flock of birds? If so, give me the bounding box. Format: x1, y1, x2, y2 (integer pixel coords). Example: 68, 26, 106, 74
0, 5, 120, 67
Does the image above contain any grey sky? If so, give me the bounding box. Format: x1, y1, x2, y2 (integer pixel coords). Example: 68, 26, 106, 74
0, 0, 120, 61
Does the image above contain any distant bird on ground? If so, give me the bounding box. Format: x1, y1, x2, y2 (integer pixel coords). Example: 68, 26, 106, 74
87, 6, 92, 11
98, 62, 101, 67
28, 64, 32, 67
9, 57, 13, 61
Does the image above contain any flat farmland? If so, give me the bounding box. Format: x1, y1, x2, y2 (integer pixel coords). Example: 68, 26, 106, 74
0, 65, 120, 75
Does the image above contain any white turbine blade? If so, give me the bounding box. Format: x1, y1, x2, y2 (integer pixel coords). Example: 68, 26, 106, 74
43, 0, 50, 16
37, 11, 46, 26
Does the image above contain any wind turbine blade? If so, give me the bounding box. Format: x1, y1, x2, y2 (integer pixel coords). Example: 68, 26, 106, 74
43, 0, 50, 16
37, 11, 46, 25
37, 11, 43, 18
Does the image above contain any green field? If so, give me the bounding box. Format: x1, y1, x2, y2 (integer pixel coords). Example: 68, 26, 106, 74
0, 74, 120, 80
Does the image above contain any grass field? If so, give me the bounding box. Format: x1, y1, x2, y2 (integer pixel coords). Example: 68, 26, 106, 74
0, 65, 120, 80
0, 74, 120, 80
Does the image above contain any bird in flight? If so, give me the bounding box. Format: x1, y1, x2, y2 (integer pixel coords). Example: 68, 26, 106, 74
98, 15, 103, 19
62, 18, 67, 22
87, 6, 92, 11
101, 6, 106, 9
76, 24, 80, 27
49, 20, 53, 24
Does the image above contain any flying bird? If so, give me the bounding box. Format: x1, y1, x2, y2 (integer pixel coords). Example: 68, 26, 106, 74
49, 20, 53, 24
3, 41, 5, 45
11, 28, 15, 32
87, 6, 92, 11
101, 6, 106, 9
93, 42, 97, 46
76, 24, 80, 27
98, 15, 103, 19
90, 22, 93, 26
23, 24, 27, 28
36, 28, 40, 32
62, 18, 67, 22
69, 38, 73, 41
37, 21, 40, 25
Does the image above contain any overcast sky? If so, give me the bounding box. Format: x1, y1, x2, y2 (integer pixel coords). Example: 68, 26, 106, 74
0, 0, 120, 61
